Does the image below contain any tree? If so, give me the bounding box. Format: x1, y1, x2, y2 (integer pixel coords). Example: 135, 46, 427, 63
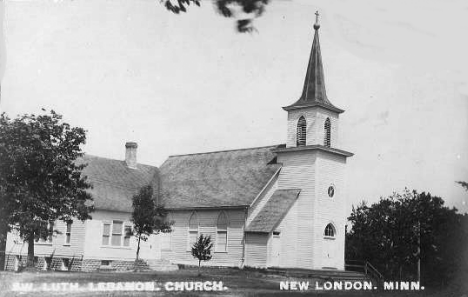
161, 0, 270, 33
457, 181, 468, 191
191, 234, 213, 276
0, 187, 9, 270
131, 185, 172, 261
346, 189, 467, 287
0, 109, 93, 268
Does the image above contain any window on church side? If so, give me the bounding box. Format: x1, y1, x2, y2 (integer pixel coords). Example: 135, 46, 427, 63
324, 118, 331, 147
188, 212, 199, 250
65, 221, 72, 245
102, 223, 111, 245
123, 225, 132, 247
101, 220, 131, 247
297, 116, 307, 146
111, 220, 123, 246
35, 221, 54, 244
324, 223, 335, 238
216, 212, 228, 252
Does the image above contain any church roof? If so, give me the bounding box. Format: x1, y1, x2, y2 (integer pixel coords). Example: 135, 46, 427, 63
158, 145, 282, 209
246, 189, 301, 233
78, 145, 283, 212
283, 12, 344, 114
78, 155, 157, 212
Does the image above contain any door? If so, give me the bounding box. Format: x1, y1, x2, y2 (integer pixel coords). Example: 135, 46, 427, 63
322, 239, 336, 269
269, 231, 281, 267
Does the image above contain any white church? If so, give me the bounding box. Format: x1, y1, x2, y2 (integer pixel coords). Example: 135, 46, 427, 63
4, 14, 353, 271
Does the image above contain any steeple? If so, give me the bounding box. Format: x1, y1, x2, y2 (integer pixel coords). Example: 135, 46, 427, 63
283, 11, 343, 113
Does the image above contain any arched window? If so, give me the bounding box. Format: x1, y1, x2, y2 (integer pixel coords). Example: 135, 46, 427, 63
324, 223, 336, 238
188, 212, 199, 250
324, 118, 331, 147
296, 116, 307, 146
216, 212, 228, 252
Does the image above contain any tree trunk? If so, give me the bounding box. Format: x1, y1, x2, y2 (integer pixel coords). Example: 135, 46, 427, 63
198, 260, 201, 276
0, 221, 8, 271
27, 235, 35, 267
136, 235, 141, 261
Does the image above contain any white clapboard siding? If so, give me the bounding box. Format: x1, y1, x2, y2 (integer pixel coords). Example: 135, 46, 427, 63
274, 148, 348, 269
82, 210, 158, 261
270, 198, 299, 268
276, 150, 317, 269
313, 151, 347, 269
244, 233, 268, 268
163, 209, 246, 267
5, 219, 86, 259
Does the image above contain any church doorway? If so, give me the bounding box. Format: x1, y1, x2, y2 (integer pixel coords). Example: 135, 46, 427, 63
322, 239, 337, 269
269, 231, 281, 267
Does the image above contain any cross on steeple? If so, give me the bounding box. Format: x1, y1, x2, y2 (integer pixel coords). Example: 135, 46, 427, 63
314, 11, 320, 30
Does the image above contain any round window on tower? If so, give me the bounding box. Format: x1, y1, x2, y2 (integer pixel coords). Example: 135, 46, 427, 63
328, 185, 335, 198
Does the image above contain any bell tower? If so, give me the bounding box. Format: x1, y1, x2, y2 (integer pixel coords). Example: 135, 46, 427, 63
272, 12, 353, 270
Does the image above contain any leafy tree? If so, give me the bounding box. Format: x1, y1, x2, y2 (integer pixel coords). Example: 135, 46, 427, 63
0, 109, 93, 268
191, 234, 213, 276
457, 181, 468, 191
131, 185, 172, 261
0, 187, 9, 271
346, 189, 467, 286
161, 0, 270, 33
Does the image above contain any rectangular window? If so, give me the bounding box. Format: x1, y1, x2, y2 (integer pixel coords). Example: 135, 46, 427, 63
47, 222, 54, 242
102, 223, 111, 245
123, 225, 132, 247
36, 221, 54, 244
102, 221, 132, 247
111, 221, 123, 246
101, 260, 111, 267
65, 221, 72, 244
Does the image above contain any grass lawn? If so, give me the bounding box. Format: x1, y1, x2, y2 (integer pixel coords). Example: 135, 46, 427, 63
0, 267, 460, 297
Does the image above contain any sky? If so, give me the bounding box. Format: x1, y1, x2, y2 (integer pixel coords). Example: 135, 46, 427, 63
0, 0, 467, 214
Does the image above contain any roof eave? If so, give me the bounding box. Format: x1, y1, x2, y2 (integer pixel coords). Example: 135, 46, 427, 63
93, 207, 131, 213
245, 230, 270, 234
249, 167, 282, 209
165, 205, 250, 211
282, 102, 344, 114
272, 145, 354, 157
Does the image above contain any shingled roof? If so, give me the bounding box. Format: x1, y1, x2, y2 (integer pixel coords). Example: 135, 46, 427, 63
158, 145, 282, 209
246, 189, 301, 233
79, 155, 157, 212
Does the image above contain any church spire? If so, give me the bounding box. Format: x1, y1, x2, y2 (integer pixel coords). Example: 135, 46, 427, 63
284, 11, 343, 113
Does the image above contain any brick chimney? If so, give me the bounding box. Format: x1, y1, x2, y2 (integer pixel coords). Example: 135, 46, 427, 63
125, 142, 138, 169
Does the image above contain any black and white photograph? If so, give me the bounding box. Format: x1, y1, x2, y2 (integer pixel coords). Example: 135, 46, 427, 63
0, 0, 467, 296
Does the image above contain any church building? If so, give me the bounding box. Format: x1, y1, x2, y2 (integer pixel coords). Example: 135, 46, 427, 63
4, 13, 353, 271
